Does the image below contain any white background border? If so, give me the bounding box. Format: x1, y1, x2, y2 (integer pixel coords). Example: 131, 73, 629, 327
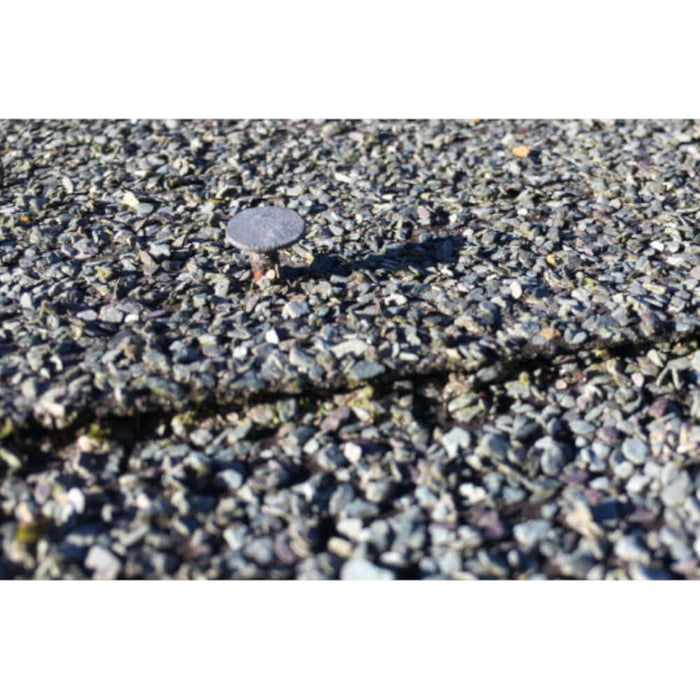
3, 2, 700, 117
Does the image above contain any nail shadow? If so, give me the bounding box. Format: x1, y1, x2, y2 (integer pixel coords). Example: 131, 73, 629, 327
298, 233, 467, 280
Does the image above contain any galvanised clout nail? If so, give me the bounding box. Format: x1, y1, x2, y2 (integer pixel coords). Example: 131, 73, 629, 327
226, 207, 307, 283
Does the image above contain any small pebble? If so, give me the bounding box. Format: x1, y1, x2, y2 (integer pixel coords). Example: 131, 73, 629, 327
340, 558, 395, 580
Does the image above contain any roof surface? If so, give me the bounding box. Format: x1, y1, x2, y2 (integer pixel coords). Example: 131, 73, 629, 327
1, 118, 699, 580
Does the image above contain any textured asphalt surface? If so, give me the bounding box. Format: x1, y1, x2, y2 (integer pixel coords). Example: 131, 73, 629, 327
1, 119, 699, 579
